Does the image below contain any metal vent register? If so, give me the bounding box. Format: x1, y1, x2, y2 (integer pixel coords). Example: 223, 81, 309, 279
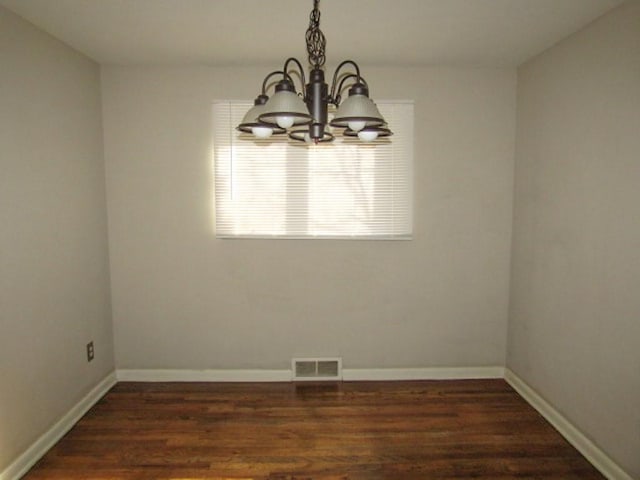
292, 357, 342, 381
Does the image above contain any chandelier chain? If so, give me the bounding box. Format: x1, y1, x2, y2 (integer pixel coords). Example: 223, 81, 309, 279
306, 0, 326, 68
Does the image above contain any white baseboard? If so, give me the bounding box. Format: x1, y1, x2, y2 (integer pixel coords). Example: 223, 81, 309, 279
0, 371, 117, 480
343, 366, 505, 381
116, 368, 292, 382
116, 366, 504, 383
504, 368, 633, 480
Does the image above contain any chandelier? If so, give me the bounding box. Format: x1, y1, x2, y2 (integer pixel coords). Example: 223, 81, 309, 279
237, 0, 392, 145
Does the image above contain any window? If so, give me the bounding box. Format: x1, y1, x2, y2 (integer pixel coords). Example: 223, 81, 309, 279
213, 101, 413, 239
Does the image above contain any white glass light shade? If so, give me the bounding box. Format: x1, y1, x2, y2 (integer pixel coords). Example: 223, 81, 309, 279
237, 103, 285, 137
331, 94, 385, 128
343, 125, 392, 141
238, 104, 268, 132
240, 104, 263, 124
276, 116, 295, 129
259, 90, 312, 127
347, 120, 366, 132
357, 130, 379, 142
251, 126, 273, 138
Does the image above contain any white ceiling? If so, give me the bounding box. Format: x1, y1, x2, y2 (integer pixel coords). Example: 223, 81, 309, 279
0, 0, 625, 67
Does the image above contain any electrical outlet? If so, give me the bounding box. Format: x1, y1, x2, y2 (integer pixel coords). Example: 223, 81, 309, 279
86, 341, 94, 362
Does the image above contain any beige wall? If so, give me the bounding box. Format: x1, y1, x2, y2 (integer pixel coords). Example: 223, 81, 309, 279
0, 6, 114, 472
508, 2, 640, 477
101, 65, 516, 371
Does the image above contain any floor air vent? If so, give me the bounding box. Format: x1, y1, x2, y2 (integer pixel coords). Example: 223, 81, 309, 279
292, 357, 342, 381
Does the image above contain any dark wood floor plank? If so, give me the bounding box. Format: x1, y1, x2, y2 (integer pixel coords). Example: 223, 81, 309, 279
22, 379, 604, 479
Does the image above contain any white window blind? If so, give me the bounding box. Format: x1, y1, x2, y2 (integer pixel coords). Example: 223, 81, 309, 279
213, 101, 413, 239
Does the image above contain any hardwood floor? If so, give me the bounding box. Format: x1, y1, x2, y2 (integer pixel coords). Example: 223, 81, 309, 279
23, 379, 604, 479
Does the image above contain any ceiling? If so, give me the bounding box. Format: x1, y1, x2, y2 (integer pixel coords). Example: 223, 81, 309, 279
0, 0, 624, 67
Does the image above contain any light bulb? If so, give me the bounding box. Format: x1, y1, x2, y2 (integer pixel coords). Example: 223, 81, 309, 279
348, 120, 366, 132
358, 130, 379, 142
251, 126, 273, 139
276, 116, 294, 129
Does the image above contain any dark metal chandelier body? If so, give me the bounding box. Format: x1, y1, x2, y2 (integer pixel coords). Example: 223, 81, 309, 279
237, 0, 392, 144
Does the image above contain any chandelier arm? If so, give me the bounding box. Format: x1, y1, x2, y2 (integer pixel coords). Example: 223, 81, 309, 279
261, 70, 289, 95
283, 57, 307, 96
329, 60, 362, 101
